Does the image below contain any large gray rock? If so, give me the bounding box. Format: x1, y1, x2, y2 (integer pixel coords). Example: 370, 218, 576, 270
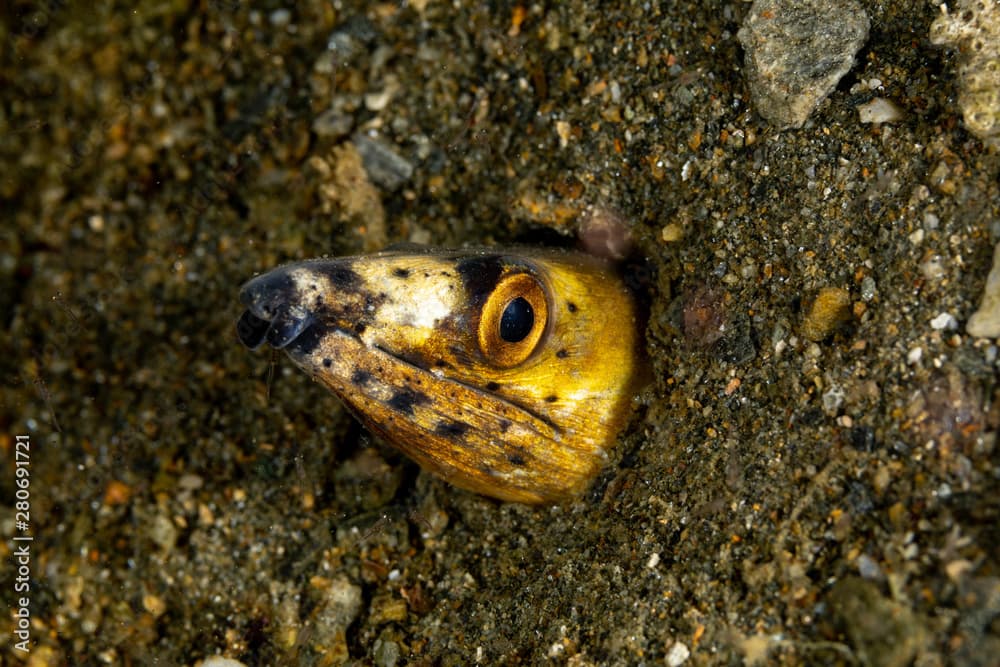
738, 0, 870, 129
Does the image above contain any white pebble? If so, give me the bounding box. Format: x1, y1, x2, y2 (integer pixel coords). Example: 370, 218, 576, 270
667, 641, 691, 666
198, 658, 248, 667
269, 9, 291, 27
930, 312, 957, 330
920, 257, 946, 281
822, 386, 845, 415
857, 97, 904, 124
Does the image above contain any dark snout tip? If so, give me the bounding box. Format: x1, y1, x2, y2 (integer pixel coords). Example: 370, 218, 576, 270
238, 270, 297, 315
237, 268, 314, 350
237, 272, 320, 350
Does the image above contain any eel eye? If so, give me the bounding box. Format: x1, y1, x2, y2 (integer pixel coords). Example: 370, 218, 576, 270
478, 272, 549, 368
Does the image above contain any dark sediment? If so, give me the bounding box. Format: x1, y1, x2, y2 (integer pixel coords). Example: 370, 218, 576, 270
1, 2, 998, 664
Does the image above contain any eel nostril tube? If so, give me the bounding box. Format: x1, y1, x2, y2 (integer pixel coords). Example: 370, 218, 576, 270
236, 310, 270, 349
264, 307, 316, 349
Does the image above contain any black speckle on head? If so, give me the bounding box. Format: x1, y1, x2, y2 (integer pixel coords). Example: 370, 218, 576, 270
354, 322, 366, 335
485, 381, 501, 391
555, 349, 569, 359
498, 418, 511, 433
386, 389, 429, 416
322, 358, 332, 368
321, 265, 361, 290
545, 395, 558, 403
456, 255, 504, 308
567, 302, 579, 313
392, 267, 411, 278
434, 420, 470, 439
351, 369, 372, 386
506, 448, 528, 466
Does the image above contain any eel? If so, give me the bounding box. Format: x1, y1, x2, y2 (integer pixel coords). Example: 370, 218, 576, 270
236, 247, 646, 504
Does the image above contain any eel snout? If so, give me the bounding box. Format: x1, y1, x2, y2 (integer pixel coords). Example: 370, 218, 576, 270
236, 269, 317, 350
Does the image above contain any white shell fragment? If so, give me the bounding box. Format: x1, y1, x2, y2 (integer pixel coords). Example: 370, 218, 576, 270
967, 242, 1000, 338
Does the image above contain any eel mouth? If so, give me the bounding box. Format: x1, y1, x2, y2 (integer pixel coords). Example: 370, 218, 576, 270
235, 307, 316, 350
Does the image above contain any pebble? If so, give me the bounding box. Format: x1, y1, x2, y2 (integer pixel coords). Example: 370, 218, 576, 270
661, 223, 684, 243
197, 658, 247, 667
929, 312, 957, 331
666, 641, 691, 666
312, 108, 355, 140
310, 575, 363, 663
856, 553, 884, 581
930, 0, 1000, 146
352, 132, 414, 191
919, 256, 946, 282
148, 512, 178, 552
368, 592, 409, 625
373, 639, 401, 667
577, 204, 633, 260
967, 242, 1000, 338
821, 385, 845, 416
801, 287, 852, 341
857, 97, 904, 124
737, 0, 869, 128
269, 9, 291, 28
860, 276, 877, 301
